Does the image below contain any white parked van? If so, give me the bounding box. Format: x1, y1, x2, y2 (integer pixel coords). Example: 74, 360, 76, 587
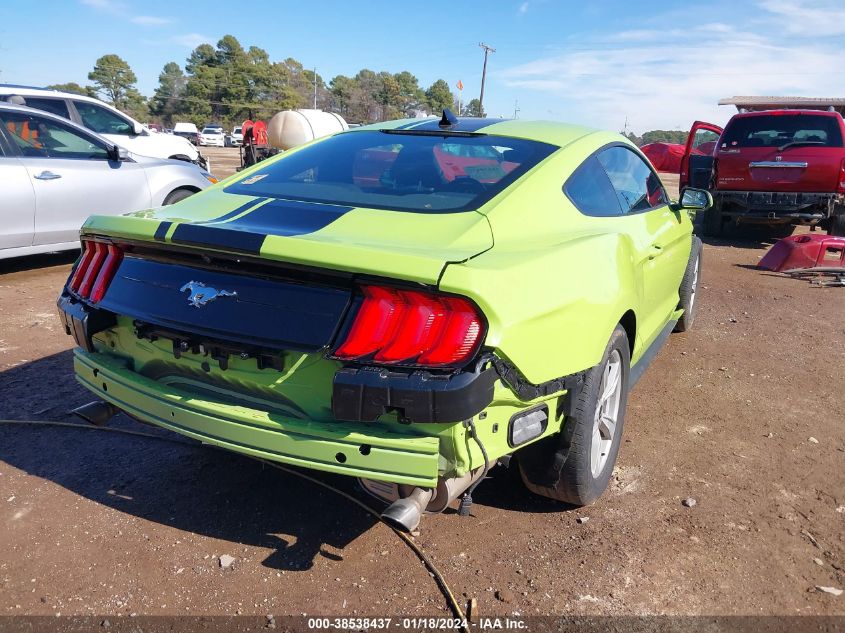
0, 84, 209, 171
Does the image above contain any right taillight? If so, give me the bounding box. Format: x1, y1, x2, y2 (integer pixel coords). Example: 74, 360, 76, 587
68, 240, 123, 303
838, 158, 845, 193
333, 285, 485, 368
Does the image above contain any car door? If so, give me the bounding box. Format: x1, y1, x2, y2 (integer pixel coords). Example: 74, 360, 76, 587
0, 129, 35, 250
680, 121, 723, 193
1, 110, 151, 246
597, 146, 690, 348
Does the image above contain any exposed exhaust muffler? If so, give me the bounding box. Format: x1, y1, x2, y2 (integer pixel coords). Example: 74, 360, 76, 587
380, 487, 433, 533
362, 463, 489, 532
72, 401, 120, 426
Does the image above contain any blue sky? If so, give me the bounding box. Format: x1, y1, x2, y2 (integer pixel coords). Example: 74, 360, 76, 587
2, 0, 844, 133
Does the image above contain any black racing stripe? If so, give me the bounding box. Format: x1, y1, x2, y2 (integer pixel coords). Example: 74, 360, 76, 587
405, 118, 509, 133
153, 221, 172, 241
169, 199, 353, 254
171, 224, 266, 254
202, 197, 270, 224
219, 199, 354, 237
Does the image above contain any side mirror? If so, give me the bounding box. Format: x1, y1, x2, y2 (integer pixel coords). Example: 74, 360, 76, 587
132, 122, 144, 136
108, 144, 129, 161
678, 187, 713, 211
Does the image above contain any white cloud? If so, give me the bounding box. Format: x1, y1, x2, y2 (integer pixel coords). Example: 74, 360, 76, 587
131, 15, 172, 26
758, 0, 845, 36
171, 33, 213, 48
499, 4, 845, 132
518, 2, 529, 15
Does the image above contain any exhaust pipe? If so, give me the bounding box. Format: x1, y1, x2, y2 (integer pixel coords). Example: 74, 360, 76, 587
380, 487, 434, 533
72, 401, 120, 426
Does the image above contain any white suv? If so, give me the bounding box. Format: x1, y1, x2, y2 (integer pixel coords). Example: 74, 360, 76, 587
0, 84, 209, 171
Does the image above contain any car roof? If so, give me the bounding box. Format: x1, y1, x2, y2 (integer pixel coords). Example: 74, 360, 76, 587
354, 117, 601, 148
0, 83, 100, 104
732, 109, 842, 119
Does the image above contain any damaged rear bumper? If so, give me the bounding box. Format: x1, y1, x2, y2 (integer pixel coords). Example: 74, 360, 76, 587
714, 190, 843, 224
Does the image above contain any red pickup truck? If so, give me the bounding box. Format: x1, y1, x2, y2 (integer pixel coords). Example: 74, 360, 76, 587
680, 110, 845, 237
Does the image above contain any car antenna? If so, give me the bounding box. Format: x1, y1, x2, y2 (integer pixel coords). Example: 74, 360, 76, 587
439, 108, 458, 129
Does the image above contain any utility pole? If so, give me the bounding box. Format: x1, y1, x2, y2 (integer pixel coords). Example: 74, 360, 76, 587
513, 99, 520, 119
313, 67, 318, 109
478, 42, 495, 116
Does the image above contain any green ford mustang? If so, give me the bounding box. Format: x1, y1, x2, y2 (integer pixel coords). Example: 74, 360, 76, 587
58, 115, 710, 531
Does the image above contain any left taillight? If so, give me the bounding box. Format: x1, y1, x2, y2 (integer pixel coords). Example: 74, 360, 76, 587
331, 285, 485, 368
68, 240, 123, 303
838, 157, 845, 194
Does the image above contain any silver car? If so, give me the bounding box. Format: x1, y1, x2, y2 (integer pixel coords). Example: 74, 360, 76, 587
0, 103, 216, 260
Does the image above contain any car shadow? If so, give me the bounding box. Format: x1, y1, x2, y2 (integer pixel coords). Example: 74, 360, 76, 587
0, 350, 378, 571
0, 250, 79, 275
0, 350, 573, 568
457, 463, 577, 515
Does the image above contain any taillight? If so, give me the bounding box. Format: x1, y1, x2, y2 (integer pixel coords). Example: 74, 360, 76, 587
838, 158, 845, 193
68, 240, 123, 303
333, 285, 484, 368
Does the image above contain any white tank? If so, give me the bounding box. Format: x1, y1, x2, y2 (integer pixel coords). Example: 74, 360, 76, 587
267, 109, 348, 150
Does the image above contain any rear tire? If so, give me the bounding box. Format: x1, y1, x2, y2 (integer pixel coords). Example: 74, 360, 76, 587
675, 237, 702, 332
518, 325, 630, 506
163, 188, 196, 205
830, 205, 845, 236
701, 204, 723, 237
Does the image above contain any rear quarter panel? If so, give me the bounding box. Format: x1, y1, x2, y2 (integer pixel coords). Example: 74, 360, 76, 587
440, 133, 646, 385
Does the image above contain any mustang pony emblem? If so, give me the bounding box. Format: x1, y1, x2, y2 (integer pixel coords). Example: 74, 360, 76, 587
179, 281, 237, 308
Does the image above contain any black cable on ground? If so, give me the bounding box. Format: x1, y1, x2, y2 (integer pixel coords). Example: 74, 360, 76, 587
0, 418, 469, 631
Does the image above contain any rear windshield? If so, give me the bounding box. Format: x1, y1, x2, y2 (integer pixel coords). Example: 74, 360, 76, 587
224, 130, 557, 213
721, 114, 844, 149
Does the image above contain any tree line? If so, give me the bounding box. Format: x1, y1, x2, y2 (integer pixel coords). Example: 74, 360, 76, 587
43, 34, 686, 142
48, 35, 484, 128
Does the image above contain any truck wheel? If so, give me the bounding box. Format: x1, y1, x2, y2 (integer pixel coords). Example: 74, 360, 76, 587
674, 237, 702, 332
830, 205, 845, 236
518, 325, 630, 506
701, 205, 723, 237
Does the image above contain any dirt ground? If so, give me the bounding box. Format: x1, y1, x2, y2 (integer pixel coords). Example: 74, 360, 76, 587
1, 166, 844, 622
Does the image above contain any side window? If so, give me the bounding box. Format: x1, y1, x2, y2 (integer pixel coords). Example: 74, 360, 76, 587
597, 146, 668, 213
0, 111, 109, 160
690, 128, 719, 156
74, 101, 133, 136
23, 97, 71, 120
564, 155, 622, 217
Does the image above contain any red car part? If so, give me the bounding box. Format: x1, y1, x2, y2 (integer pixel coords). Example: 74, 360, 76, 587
758, 234, 845, 272
333, 285, 484, 368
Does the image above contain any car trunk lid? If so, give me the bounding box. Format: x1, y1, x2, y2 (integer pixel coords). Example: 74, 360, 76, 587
81, 190, 494, 286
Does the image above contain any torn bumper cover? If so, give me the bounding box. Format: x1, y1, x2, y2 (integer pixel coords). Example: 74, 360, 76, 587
332, 365, 498, 424
332, 357, 587, 424
715, 190, 843, 224
57, 293, 115, 353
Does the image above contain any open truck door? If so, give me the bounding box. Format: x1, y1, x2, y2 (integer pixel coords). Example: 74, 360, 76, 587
680, 121, 723, 194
